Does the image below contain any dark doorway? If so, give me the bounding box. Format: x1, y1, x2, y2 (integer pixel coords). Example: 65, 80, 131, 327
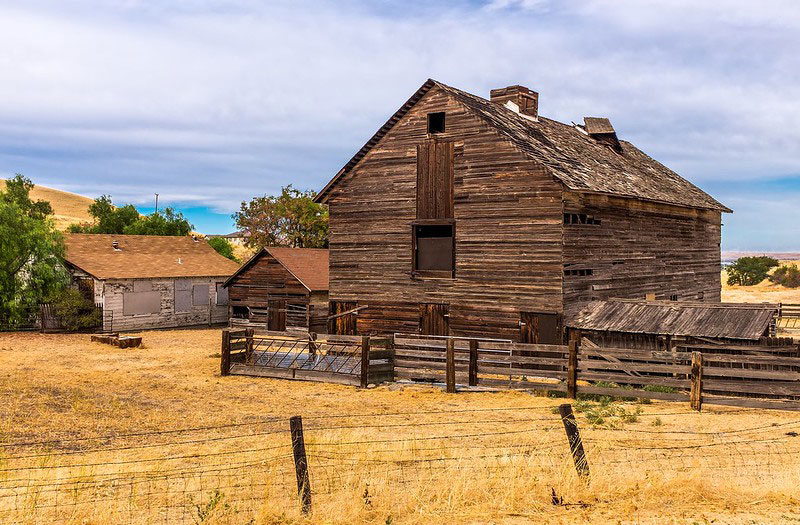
419, 303, 449, 336
328, 301, 358, 335
268, 299, 286, 331
519, 312, 562, 344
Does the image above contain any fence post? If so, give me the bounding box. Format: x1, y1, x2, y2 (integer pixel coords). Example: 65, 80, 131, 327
690, 351, 703, 411
558, 403, 589, 480
221, 329, 231, 376
468, 339, 478, 386
567, 339, 579, 399
289, 416, 312, 514
245, 328, 254, 364
360, 335, 371, 388
446, 338, 456, 393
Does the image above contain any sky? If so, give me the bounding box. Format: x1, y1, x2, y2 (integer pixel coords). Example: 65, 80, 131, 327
0, 1, 798, 249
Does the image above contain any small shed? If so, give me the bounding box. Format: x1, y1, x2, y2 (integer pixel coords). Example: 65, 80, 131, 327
567, 299, 779, 350
223, 247, 329, 333
62, 234, 241, 332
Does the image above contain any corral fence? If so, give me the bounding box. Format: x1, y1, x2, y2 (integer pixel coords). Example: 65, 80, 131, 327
222, 329, 800, 411
221, 328, 393, 387
779, 303, 800, 332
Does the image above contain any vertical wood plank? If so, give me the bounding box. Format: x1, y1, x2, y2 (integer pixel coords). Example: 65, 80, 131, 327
446, 338, 456, 393
468, 339, 478, 386
567, 339, 579, 399
360, 335, 371, 388
558, 404, 590, 480
690, 351, 703, 411
220, 329, 231, 376
245, 327, 254, 364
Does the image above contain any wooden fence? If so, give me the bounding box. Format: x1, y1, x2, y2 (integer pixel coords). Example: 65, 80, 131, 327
220, 329, 392, 387
221, 330, 800, 411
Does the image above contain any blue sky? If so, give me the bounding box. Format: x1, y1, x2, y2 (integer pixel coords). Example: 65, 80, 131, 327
0, 1, 798, 249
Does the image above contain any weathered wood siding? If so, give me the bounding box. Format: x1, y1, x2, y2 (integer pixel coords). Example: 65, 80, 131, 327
101, 277, 229, 332
561, 192, 722, 305
326, 85, 564, 340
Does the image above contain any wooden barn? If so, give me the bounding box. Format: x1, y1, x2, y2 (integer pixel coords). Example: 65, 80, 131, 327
223, 248, 328, 333
62, 234, 240, 331
314, 79, 732, 342
568, 299, 779, 350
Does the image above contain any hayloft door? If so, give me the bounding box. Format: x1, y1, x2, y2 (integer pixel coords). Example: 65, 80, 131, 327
419, 303, 449, 336
268, 299, 286, 331
519, 312, 562, 344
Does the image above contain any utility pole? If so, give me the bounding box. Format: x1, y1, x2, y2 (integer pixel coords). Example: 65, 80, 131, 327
154, 193, 159, 214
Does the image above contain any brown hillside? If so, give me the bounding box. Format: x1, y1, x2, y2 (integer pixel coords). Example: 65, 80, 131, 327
0, 179, 94, 231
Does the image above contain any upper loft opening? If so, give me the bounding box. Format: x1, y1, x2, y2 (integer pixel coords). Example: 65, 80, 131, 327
427, 112, 446, 134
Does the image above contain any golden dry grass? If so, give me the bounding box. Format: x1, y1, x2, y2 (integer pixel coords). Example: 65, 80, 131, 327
0, 179, 94, 231
1, 329, 800, 524
721, 260, 800, 305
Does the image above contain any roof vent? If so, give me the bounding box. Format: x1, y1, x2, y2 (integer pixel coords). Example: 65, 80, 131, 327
582, 117, 623, 153
490, 85, 538, 120
112, 240, 120, 251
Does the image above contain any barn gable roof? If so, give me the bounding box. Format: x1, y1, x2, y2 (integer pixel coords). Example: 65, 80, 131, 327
315, 79, 730, 212
63, 234, 241, 280
567, 299, 777, 341
223, 247, 329, 292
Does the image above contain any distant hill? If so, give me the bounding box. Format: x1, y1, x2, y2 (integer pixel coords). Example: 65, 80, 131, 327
0, 179, 94, 231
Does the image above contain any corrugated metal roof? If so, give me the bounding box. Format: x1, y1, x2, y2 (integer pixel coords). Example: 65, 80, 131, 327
567, 300, 778, 340
63, 234, 241, 280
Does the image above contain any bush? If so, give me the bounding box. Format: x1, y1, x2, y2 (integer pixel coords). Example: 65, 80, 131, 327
207, 237, 237, 261
49, 288, 102, 332
769, 264, 800, 288
726, 256, 779, 286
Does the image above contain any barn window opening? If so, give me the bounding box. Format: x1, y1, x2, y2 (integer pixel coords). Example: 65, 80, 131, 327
563, 213, 600, 225
232, 306, 249, 319
413, 222, 455, 276
427, 112, 446, 134
563, 268, 593, 276
670, 294, 679, 301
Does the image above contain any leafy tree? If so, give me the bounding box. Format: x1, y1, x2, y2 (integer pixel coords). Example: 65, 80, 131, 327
769, 264, 800, 288
726, 256, 779, 286
0, 175, 67, 325
207, 237, 237, 261
69, 196, 193, 236
49, 287, 102, 332
233, 185, 328, 249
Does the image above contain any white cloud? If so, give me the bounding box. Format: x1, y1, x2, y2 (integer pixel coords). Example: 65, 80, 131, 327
0, 1, 797, 245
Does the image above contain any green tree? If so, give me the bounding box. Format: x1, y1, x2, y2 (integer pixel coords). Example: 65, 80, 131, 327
69, 196, 193, 236
726, 256, 779, 286
769, 264, 800, 288
0, 175, 67, 325
233, 185, 328, 249
207, 237, 237, 261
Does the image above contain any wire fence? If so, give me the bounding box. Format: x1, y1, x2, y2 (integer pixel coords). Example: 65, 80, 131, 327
1, 405, 799, 523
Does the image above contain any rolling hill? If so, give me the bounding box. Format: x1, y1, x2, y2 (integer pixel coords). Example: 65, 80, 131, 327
0, 179, 94, 231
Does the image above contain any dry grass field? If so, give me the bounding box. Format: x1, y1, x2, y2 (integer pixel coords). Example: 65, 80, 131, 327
0, 179, 93, 231
2, 329, 800, 524
722, 260, 800, 305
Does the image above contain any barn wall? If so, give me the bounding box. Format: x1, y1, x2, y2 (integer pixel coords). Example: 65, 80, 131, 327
326, 85, 564, 340
562, 192, 722, 307
227, 253, 309, 308
102, 277, 229, 332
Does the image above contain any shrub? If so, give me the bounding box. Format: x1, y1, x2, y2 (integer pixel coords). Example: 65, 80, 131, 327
49, 288, 102, 332
769, 264, 800, 288
207, 237, 237, 261
726, 256, 779, 286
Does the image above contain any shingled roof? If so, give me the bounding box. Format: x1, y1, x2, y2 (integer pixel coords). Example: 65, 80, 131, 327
316, 79, 730, 212
63, 234, 241, 280
567, 300, 777, 341
223, 247, 329, 292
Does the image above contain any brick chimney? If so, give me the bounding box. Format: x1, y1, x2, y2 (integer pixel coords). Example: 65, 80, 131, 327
490, 85, 539, 119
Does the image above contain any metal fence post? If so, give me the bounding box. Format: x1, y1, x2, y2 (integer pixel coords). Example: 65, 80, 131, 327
289, 416, 312, 514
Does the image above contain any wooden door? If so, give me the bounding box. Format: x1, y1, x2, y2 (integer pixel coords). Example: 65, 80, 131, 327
520, 312, 562, 344
328, 301, 358, 335
268, 299, 286, 331
419, 303, 449, 336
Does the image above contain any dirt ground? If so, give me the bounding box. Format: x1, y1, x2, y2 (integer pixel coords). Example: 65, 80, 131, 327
721, 260, 800, 305
1, 329, 800, 524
